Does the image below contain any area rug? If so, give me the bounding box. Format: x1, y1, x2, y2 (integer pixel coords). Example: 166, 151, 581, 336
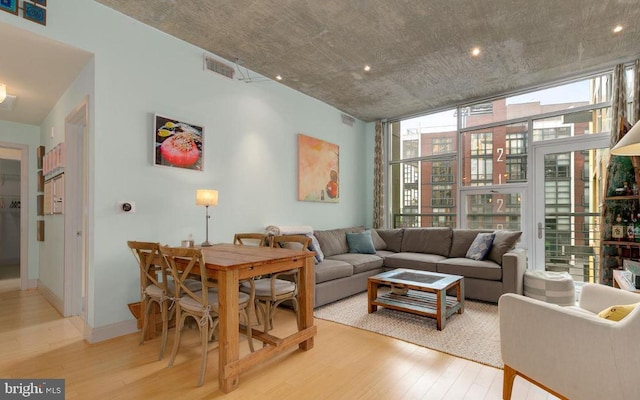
314, 290, 503, 369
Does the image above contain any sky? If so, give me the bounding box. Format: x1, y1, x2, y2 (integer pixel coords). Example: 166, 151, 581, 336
401, 78, 598, 133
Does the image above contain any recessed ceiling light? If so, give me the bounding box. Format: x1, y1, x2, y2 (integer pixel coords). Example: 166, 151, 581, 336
275, 75, 282, 81
364, 65, 371, 72
613, 25, 623, 33
471, 47, 481, 57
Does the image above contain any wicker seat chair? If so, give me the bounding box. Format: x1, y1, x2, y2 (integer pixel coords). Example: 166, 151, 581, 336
159, 245, 254, 386
233, 232, 269, 247
127, 240, 200, 360
241, 234, 311, 332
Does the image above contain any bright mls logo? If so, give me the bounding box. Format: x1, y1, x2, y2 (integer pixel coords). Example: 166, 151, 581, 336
0, 379, 64, 399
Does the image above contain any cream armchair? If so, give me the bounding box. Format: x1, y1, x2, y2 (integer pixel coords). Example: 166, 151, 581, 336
499, 283, 640, 400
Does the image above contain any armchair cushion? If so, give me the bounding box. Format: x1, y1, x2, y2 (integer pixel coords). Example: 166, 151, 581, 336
598, 303, 639, 321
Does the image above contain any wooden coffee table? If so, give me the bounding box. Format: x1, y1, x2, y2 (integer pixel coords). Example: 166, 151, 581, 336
367, 269, 464, 330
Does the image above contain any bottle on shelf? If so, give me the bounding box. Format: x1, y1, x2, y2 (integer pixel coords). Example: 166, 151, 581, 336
634, 214, 640, 243
627, 214, 635, 241
612, 214, 624, 241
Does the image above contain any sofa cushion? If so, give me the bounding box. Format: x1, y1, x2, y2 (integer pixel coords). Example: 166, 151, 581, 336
401, 228, 452, 256
370, 229, 387, 250
315, 259, 354, 284
383, 252, 443, 272
346, 230, 376, 254
314, 227, 364, 257
375, 229, 403, 252
487, 230, 522, 265
466, 232, 495, 260
449, 229, 493, 258
306, 233, 325, 263
437, 258, 502, 281
328, 253, 384, 274
375, 249, 397, 259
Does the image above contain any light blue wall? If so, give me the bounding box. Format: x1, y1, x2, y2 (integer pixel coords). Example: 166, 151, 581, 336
38, 58, 95, 307
0, 1, 374, 333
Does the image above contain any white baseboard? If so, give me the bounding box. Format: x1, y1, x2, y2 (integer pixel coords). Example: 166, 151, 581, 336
37, 281, 63, 315
26, 278, 37, 289
84, 319, 137, 343
36, 280, 138, 343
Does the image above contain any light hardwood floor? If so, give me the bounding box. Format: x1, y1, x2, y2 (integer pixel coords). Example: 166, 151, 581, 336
0, 288, 558, 400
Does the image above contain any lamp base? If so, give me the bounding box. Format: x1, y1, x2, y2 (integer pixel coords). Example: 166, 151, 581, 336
201, 241, 213, 247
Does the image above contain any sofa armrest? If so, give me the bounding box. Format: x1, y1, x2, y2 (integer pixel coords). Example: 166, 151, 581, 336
501, 248, 526, 295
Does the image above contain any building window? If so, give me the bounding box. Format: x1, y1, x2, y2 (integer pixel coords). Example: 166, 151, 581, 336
470, 132, 492, 156
533, 126, 571, 141
506, 157, 526, 182
403, 161, 418, 184
431, 185, 453, 207
507, 132, 526, 155
431, 208, 454, 227
432, 138, 453, 155
432, 160, 453, 183
470, 158, 493, 184
545, 153, 570, 179
403, 139, 418, 159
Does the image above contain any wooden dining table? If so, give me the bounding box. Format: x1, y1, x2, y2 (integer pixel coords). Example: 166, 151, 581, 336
185, 243, 316, 393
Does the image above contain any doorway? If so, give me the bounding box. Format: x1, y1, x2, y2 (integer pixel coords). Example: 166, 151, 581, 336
0, 152, 21, 290
63, 98, 89, 319
532, 134, 609, 282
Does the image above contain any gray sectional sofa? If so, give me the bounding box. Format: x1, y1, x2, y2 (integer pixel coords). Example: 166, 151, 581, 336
311, 226, 526, 307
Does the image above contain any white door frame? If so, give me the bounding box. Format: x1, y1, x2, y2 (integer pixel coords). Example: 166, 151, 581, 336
63, 97, 89, 318
531, 133, 610, 270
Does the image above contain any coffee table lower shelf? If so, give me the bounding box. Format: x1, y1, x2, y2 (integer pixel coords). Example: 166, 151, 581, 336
367, 269, 465, 330
370, 291, 462, 329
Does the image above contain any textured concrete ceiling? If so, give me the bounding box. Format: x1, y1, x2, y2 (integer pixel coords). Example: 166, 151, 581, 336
97, 0, 640, 122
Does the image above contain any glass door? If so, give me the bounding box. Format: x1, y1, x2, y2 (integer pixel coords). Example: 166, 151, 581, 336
533, 135, 609, 282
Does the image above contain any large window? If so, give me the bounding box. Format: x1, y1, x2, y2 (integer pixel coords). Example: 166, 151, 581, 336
388, 71, 614, 233
389, 109, 458, 228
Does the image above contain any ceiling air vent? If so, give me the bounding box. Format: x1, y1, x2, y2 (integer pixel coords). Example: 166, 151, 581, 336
203, 55, 235, 80
341, 113, 355, 127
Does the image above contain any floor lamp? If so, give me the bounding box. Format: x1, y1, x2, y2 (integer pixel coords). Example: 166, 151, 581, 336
611, 120, 640, 155
195, 189, 218, 247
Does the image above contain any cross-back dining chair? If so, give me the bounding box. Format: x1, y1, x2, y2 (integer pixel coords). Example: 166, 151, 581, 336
127, 240, 197, 360
159, 245, 254, 387
241, 234, 311, 333
233, 232, 269, 247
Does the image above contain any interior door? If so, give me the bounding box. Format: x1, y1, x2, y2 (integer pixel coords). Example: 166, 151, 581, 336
63, 99, 89, 319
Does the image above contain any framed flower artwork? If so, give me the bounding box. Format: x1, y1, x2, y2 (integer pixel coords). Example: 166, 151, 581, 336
154, 115, 204, 171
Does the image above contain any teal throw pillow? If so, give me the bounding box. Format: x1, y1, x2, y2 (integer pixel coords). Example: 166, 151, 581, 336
346, 230, 376, 254
465, 233, 495, 261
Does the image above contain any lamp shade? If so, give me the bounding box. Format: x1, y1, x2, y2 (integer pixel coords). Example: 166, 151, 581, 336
611, 121, 640, 155
0, 84, 6, 103
195, 189, 218, 206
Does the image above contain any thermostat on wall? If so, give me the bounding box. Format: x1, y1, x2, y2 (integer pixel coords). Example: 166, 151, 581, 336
117, 201, 136, 213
